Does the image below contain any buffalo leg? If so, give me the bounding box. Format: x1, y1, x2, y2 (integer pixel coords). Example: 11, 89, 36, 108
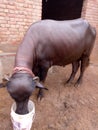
37, 68, 48, 100
75, 55, 89, 86
37, 63, 50, 100
66, 61, 80, 84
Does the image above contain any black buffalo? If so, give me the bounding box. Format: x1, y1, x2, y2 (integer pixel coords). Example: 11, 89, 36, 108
0, 18, 96, 114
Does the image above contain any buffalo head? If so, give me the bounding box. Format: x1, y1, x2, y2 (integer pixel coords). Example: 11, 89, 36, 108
0, 73, 45, 114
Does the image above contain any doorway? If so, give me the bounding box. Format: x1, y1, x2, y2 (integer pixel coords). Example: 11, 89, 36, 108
42, 0, 84, 20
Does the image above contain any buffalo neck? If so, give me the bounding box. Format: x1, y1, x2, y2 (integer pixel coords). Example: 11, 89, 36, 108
14, 29, 35, 70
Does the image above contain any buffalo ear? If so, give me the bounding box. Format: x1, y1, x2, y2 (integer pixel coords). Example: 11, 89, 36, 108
33, 76, 48, 90
3, 74, 10, 81
33, 76, 39, 82
36, 82, 48, 90
0, 75, 10, 88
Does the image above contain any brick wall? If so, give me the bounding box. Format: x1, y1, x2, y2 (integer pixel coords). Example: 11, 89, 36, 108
82, 0, 98, 28
0, 0, 41, 45
82, 0, 98, 64
0, 0, 98, 45
82, 0, 98, 43
81, 0, 88, 18
32, 0, 42, 23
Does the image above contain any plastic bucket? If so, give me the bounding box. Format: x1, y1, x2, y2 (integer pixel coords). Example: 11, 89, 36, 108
11, 100, 35, 130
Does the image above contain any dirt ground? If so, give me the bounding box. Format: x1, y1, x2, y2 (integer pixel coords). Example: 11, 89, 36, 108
0, 42, 98, 130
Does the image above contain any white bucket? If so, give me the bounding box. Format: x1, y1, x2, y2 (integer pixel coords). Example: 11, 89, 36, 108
11, 100, 35, 130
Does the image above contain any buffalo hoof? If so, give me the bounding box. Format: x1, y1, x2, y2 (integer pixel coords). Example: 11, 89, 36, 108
37, 88, 48, 101
37, 89, 44, 101
74, 79, 82, 87
64, 80, 73, 87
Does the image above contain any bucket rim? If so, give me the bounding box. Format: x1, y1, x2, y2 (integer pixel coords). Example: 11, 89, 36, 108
11, 100, 35, 117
